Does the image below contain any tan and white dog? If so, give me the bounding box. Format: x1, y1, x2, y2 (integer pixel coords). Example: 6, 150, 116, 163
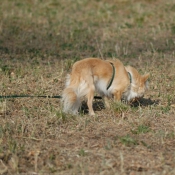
62, 58, 149, 115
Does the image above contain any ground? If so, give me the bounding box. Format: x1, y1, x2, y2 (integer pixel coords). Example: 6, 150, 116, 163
0, 0, 175, 174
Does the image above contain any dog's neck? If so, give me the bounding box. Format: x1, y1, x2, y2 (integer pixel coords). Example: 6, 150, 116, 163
107, 64, 132, 90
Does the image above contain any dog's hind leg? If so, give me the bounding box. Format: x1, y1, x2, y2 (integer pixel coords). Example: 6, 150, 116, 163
87, 85, 95, 116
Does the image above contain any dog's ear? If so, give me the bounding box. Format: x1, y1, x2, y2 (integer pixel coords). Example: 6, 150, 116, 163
143, 73, 150, 82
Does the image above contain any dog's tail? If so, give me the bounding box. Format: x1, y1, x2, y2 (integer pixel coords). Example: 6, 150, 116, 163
62, 74, 87, 114
62, 86, 81, 114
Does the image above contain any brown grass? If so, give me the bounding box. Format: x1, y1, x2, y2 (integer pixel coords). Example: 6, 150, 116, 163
0, 0, 175, 174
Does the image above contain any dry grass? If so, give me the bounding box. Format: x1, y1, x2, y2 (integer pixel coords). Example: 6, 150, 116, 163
0, 0, 175, 174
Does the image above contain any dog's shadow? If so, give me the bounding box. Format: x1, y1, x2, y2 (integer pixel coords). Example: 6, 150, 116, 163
80, 100, 105, 114
129, 97, 159, 107
80, 98, 159, 114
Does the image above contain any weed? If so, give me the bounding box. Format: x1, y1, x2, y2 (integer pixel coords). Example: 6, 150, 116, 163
171, 25, 175, 35
111, 101, 129, 112
79, 149, 87, 157
131, 125, 151, 134
0, 126, 4, 138
120, 135, 138, 146
56, 110, 77, 123
140, 140, 151, 149
64, 57, 81, 71
0, 100, 6, 114
161, 105, 171, 113
104, 139, 112, 150
67, 163, 73, 169
56, 110, 67, 121
0, 65, 12, 75
166, 131, 175, 139
8, 139, 17, 153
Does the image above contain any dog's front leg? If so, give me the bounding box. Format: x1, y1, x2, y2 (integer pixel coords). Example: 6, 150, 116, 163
114, 91, 122, 101
104, 96, 111, 108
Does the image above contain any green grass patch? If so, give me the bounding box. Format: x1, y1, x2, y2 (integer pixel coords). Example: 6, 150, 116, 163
120, 135, 138, 146
131, 125, 151, 134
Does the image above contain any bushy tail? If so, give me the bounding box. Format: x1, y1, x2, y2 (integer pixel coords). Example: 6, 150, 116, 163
62, 73, 90, 114
62, 87, 81, 114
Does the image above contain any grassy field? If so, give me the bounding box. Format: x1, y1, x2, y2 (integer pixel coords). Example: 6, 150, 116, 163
0, 0, 175, 174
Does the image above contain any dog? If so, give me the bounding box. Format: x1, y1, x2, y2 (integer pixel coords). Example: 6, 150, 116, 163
62, 58, 149, 115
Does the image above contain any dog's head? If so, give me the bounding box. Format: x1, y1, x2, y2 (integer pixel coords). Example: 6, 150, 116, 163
125, 66, 149, 101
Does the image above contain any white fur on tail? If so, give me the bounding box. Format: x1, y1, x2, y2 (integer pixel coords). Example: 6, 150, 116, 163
62, 76, 89, 114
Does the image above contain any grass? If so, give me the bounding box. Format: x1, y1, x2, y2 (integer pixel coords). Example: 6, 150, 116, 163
0, 0, 175, 174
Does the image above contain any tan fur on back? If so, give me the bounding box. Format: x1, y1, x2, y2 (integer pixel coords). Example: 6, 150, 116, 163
62, 58, 149, 115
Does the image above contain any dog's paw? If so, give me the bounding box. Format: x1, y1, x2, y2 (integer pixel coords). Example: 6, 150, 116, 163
89, 111, 95, 116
